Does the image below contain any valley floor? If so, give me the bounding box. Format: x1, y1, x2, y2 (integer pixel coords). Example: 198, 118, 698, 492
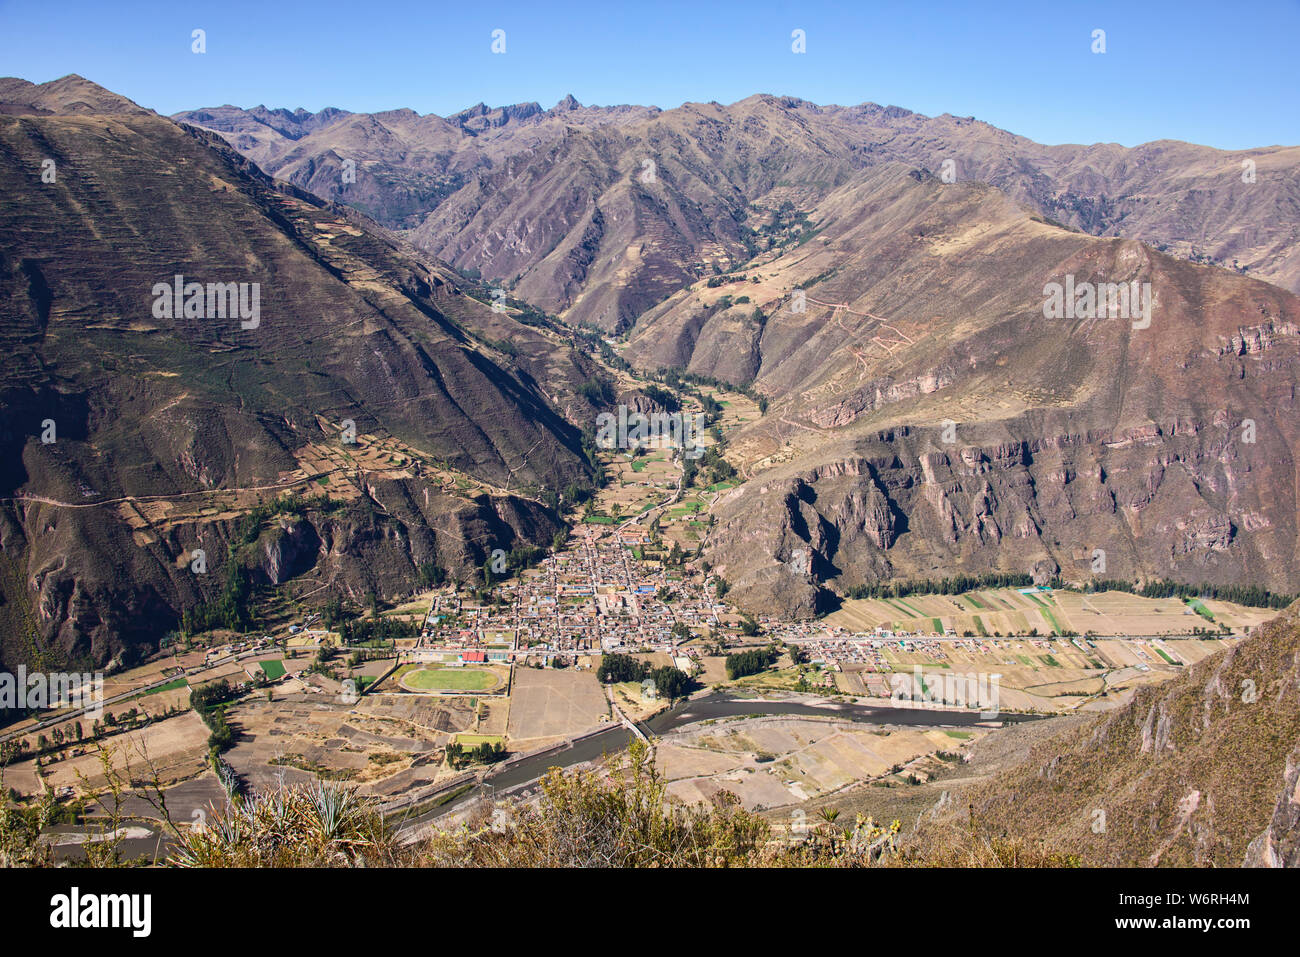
1, 382, 1284, 861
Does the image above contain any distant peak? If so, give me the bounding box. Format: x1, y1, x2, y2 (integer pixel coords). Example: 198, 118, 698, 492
450, 100, 543, 130
554, 94, 581, 111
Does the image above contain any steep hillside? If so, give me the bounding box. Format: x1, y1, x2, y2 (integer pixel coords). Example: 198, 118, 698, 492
919, 603, 1300, 866
0, 74, 151, 117
0, 78, 597, 670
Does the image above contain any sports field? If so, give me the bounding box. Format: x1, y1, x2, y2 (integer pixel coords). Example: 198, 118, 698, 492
399, 666, 504, 693
259, 660, 286, 680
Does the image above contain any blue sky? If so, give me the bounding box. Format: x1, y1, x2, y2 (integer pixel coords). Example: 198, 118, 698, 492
2, 0, 1296, 149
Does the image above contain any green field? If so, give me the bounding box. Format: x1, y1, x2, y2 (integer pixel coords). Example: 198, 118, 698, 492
259, 660, 286, 680
403, 667, 499, 691
454, 734, 504, 747
884, 597, 925, 618
135, 676, 188, 699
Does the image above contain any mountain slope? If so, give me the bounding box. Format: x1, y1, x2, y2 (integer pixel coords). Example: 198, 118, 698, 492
175, 83, 1300, 613
625, 164, 1300, 614
0, 74, 150, 117
0, 77, 597, 670
920, 602, 1300, 866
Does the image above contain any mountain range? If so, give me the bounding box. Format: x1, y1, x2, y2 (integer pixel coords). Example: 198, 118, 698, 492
3, 73, 1299, 666
173, 84, 1300, 616
176, 90, 1300, 329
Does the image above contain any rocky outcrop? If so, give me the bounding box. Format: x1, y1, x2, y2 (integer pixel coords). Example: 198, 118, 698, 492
1244, 744, 1300, 867
257, 520, 322, 586
708, 403, 1299, 616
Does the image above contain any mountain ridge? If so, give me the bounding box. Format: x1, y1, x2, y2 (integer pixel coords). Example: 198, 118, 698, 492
171, 83, 1300, 311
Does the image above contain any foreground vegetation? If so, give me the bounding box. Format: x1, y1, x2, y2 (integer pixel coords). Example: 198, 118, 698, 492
2, 743, 1076, 868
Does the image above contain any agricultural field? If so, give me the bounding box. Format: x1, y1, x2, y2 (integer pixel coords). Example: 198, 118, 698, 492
453, 734, 504, 747
506, 667, 608, 749
610, 680, 671, 721
138, 676, 189, 697
2, 710, 212, 798
117, 430, 493, 557
655, 715, 983, 812
824, 587, 1272, 637
221, 692, 476, 797
837, 632, 1239, 713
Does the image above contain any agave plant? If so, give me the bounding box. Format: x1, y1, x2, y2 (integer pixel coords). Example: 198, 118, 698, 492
170, 778, 392, 867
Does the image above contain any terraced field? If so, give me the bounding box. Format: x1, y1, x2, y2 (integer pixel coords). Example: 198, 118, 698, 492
825, 588, 1274, 637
